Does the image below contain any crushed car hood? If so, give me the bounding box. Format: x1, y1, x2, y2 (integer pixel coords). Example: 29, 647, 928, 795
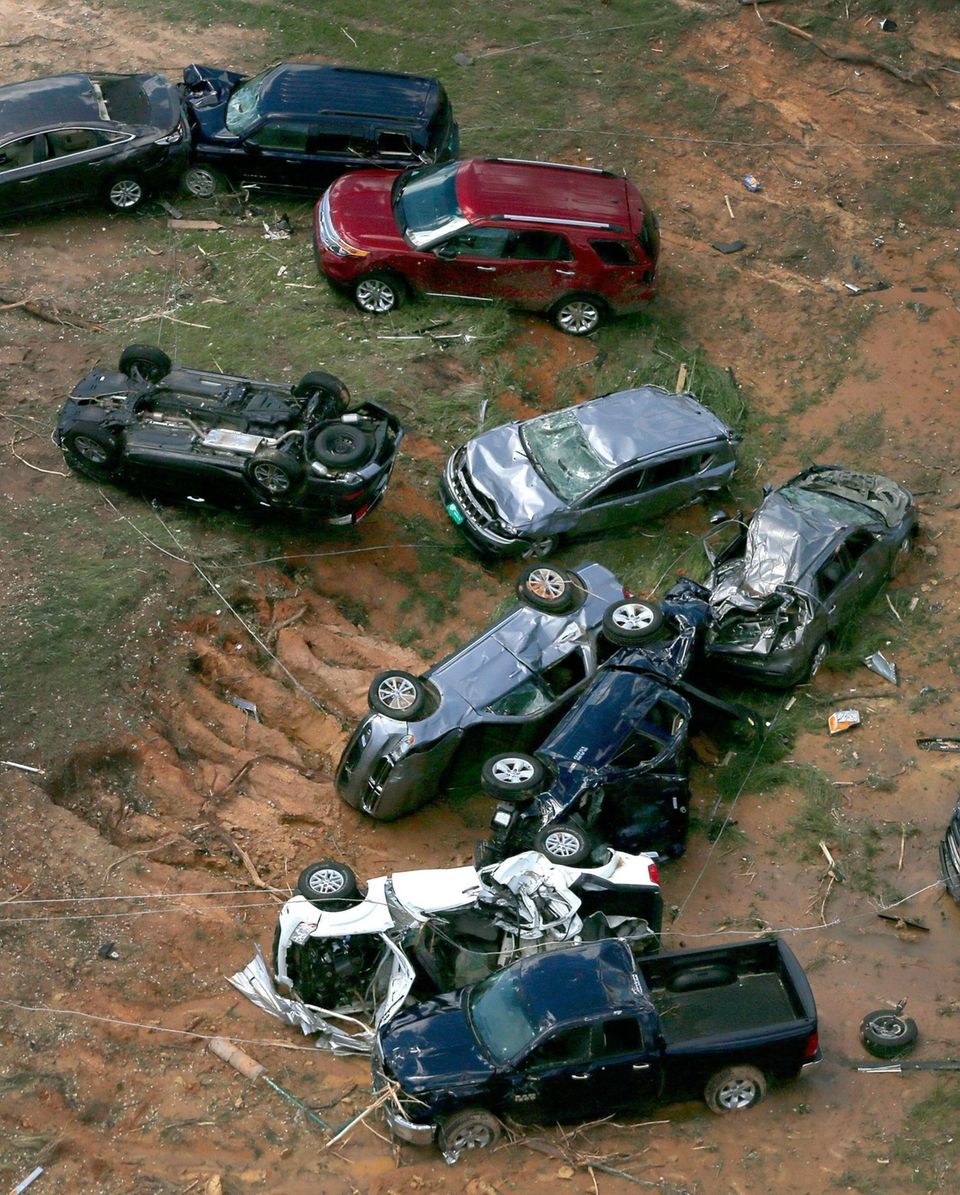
181, 63, 244, 142
463, 423, 564, 530
379, 991, 493, 1087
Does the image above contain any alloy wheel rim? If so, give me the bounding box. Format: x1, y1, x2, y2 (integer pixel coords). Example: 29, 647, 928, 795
558, 302, 599, 334
253, 463, 290, 494
719, 1079, 757, 1109
110, 180, 143, 209
185, 169, 217, 198
526, 567, 565, 601
357, 280, 395, 313
492, 757, 536, 786
613, 603, 655, 631
377, 675, 418, 710
307, 869, 345, 895
544, 830, 582, 858
74, 436, 109, 464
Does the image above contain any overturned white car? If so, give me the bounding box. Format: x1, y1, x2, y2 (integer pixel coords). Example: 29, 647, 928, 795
229, 850, 662, 1053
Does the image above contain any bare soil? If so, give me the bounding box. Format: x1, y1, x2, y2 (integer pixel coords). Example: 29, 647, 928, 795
2, 4, 960, 1194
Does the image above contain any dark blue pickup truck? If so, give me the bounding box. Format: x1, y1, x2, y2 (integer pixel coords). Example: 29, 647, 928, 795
375, 937, 821, 1159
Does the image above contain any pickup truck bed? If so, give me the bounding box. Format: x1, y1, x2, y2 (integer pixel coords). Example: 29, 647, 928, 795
654, 972, 798, 1043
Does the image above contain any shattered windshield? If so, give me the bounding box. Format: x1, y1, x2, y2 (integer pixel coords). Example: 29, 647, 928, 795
395, 161, 469, 247
521, 409, 609, 503
468, 966, 548, 1061
226, 69, 269, 136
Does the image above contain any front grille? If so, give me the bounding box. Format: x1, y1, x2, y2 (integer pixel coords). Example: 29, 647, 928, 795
448, 456, 497, 529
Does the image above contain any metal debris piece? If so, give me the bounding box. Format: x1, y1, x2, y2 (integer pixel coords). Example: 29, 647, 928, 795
878, 17, 898, 32
232, 696, 261, 721
1, 759, 44, 774
711, 240, 747, 254
11, 1168, 44, 1194
742, 174, 762, 192
859, 1060, 960, 1073
828, 709, 860, 735
159, 199, 183, 220
98, 942, 120, 959
917, 737, 960, 751
864, 651, 897, 684
709, 510, 730, 525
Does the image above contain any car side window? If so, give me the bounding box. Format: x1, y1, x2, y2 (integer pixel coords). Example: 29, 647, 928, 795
817, 530, 875, 597
599, 1017, 643, 1056
641, 455, 701, 491
45, 128, 112, 157
438, 227, 512, 259
486, 678, 551, 718
611, 730, 662, 769
505, 231, 573, 261
246, 120, 312, 152
583, 468, 645, 506
590, 239, 636, 265
540, 652, 587, 701
0, 134, 43, 171
526, 1026, 592, 1069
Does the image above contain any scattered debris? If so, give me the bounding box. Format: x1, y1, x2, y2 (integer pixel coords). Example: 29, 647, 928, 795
917, 737, 960, 751
159, 199, 184, 220
864, 651, 897, 684
768, 17, 941, 93
1, 759, 44, 775
878, 18, 898, 32
712, 240, 747, 254
0, 292, 104, 330
877, 911, 929, 932
11, 1168, 44, 1194
828, 708, 861, 734
844, 279, 892, 294
454, 51, 474, 66
263, 214, 292, 240
97, 942, 120, 960
819, 841, 845, 882
873, 235, 886, 248
208, 1037, 330, 1128
859, 1059, 960, 1073
231, 696, 260, 721
167, 219, 224, 231
709, 510, 730, 524
724, 193, 735, 218
742, 174, 763, 192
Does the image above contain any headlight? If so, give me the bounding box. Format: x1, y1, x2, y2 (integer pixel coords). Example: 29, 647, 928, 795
155, 125, 184, 145
319, 191, 369, 258
385, 734, 415, 765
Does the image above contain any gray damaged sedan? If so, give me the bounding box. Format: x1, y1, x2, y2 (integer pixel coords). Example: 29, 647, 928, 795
336, 562, 628, 821
673, 465, 917, 687
440, 386, 740, 557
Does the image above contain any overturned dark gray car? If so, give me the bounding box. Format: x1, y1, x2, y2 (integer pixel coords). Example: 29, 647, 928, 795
673, 465, 917, 687
441, 386, 739, 557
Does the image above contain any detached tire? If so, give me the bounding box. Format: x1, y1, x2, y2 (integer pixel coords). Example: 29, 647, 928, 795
480, 752, 545, 799
297, 860, 361, 909
516, 564, 583, 613
62, 426, 121, 479
293, 371, 349, 416
704, 1065, 767, 1114
438, 1107, 501, 1154
119, 344, 171, 383
368, 670, 426, 718
601, 599, 664, 645
310, 423, 374, 469
246, 450, 303, 498
534, 821, 593, 866
859, 1009, 919, 1059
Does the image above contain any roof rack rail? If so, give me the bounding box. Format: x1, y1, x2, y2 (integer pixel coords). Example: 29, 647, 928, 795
487, 157, 610, 176
495, 214, 625, 232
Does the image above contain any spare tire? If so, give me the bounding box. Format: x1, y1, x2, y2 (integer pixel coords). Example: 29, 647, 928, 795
859, 1009, 919, 1059
293, 371, 350, 414
601, 599, 664, 645
297, 860, 362, 910
668, 964, 736, 993
119, 344, 171, 383
311, 423, 374, 469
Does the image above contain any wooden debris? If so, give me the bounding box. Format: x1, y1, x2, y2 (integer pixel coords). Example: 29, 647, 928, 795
167, 219, 224, 231
0, 292, 104, 330
819, 841, 845, 882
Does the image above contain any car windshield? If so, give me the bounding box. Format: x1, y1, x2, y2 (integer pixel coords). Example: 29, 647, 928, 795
226, 68, 270, 136
468, 966, 548, 1062
520, 409, 609, 503
395, 161, 469, 248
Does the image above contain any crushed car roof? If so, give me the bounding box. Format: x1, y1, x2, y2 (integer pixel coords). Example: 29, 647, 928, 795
740, 466, 914, 597
0, 74, 104, 130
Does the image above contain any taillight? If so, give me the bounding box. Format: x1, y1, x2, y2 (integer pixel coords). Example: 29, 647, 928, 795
622, 586, 635, 599
803, 1030, 819, 1059
352, 502, 372, 522
648, 861, 660, 884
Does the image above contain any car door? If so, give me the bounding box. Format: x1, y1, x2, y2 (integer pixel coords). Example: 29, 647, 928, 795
413, 225, 514, 299
571, 465, 654, 538
814, 529, 880, 636
494, 230, 578, 308
37, 127, 133, 208
238, 118, 324, 191
502, 1025, 597, 1122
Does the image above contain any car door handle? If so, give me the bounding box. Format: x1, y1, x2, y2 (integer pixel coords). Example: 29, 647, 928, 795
632, 1063, 651, 1071
570, 1073, 590, 1080
555, 269, 576, 276
476, 266, 496, 271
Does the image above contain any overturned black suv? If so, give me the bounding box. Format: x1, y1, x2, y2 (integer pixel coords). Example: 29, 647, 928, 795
55, 345, 403, 523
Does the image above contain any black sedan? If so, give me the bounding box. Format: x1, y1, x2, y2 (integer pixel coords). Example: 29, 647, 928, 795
441, 386, 739, 558
179, 62, 458, 198
55, 345, 403, 524
0, 73, 189, 218
674, 465, 918, 686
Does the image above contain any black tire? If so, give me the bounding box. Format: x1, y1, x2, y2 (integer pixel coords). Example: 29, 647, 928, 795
62, 426, 121, 479
246, 450, 303, 498
480, 752, 545, 799
704, 1065, 767, 1114
368, 670, 426, 718
601, 599, 665, 646
668, 964, 735, 993
105, 175, 146, 212
181, 164, 228, 199
296, 860, 361, 909
803, 637, 829, 683
534, 821, 593, 866
310, 423, 374, 469
516, 564, 582, 613
551, 294, 605, 336
292, 371, 350, 416
859, 1009, 919, 1059
119, 344, 172, 383
353, 271, 404, 315
438, 1107, 501, 1155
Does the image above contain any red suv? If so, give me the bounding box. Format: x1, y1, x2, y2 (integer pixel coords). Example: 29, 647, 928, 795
315, 157, 660, 335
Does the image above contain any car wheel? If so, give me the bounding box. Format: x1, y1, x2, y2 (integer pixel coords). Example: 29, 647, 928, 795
534, 822, 593, 866
480, 752, 546, 799
891, 534, 914, 578
106, 176, 146, 211
859, 1009, 919, 1059
368, 670, 426, 718
520, 535, 559, 560
353, 272, 404, 315
516, 564, 582, 613
806, 638, 829, 682
438, 1107, 501, 1155
601, 599, 665, 646
246, 450, 303, 498
703, 1065, 767, 1114
292, 372, 349, 416
551, 294, 604, 336
296, 860, 361, 909
62, 426, 121, 479
310, 423, 374, 469
181, 164, 227, 199
119, 344, 172, 383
